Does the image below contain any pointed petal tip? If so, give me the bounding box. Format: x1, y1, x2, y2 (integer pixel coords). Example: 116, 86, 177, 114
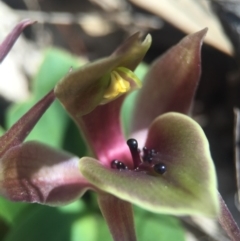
131, 31, 152, 45
197, 27, 208, 38
19, 19, 37, 27
135, 32, 152, 49
0, 19, 36, 63
199, 27, 208, 34
113, 31, 151, 59
188, 28, 208, 44
142, 33, 152, 47
203, 27, 208, 33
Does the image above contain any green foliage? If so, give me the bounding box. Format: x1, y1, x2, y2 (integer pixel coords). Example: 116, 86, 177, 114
6, 48, 86, 154
134, 206, 185, 241
1, 200, 185, 241
0, 197, 27, 224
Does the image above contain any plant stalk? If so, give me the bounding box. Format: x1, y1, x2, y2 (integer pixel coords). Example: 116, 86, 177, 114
218, 192, 240, 241
98, 193, 137, 241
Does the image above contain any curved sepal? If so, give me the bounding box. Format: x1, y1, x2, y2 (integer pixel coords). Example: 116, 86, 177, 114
79, 112, 219, 217
54, 33, 151, 118
130, 29, 207, 145
0, 141, 90, 205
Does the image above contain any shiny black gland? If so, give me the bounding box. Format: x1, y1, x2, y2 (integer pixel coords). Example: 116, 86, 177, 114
127, 139, 138, 150
111, 139, 167, 175
153, 163, 167, 174
142, 146, 157, 163
111, 160, 128, 170
127, 138, 141, 168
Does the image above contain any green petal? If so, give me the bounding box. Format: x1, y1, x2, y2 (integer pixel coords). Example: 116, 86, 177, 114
79, 112, 219, 217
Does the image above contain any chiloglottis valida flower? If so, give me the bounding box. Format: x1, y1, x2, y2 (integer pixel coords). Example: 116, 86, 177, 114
0, 26, 219, 241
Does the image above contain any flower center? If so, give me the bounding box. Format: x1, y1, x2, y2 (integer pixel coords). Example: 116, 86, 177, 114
101, 67, 142, 104
111, 160, 128, 170
111, 138, 167, 175
103, 70, 130, 99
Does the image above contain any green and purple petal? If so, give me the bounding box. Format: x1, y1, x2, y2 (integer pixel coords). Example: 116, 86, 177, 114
0, 19, 35, 63
130, 29, 207, 146
0, 141, 90, 205
79, 112, 219, 217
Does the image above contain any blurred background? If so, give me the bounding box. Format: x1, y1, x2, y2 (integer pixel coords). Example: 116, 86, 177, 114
0, 0, 240, 240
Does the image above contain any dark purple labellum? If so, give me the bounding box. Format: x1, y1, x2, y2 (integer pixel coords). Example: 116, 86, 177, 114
111, 160, 128, 170
153, 163, 166, 174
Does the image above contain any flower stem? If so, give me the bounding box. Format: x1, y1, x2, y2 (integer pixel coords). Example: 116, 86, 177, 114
218, 192, 240, 241
98, 194, 137, 241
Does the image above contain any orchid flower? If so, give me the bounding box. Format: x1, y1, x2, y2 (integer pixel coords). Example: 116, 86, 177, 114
0, 23, 219, 241
55, 29, 219, 239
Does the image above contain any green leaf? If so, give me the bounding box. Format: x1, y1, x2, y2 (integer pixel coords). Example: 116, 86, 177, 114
79, 112, 219, 217
134, 206, 185, 241
7, 100, 67, 148
33, 48, 86, 100
6, 48, 86, 149
2, 198, 185, 241
3, 201, 111, 241
62, 119, 87, 157
71, 214, 112, 241
0, 197, 27, 224
3, 204, 77, 241
0, 91, 55, 157
0, 126, 5, 136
